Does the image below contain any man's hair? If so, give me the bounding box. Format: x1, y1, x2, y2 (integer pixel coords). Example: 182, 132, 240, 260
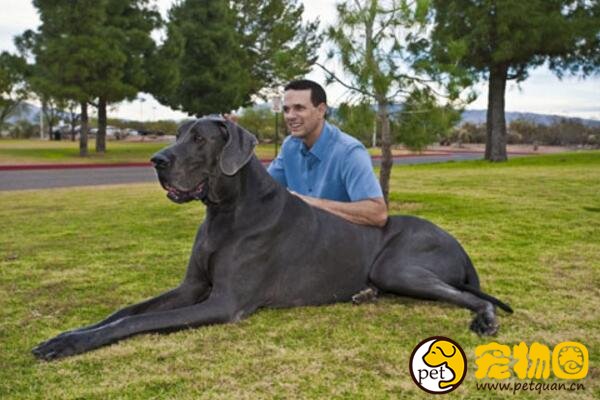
284, 79, 327, 107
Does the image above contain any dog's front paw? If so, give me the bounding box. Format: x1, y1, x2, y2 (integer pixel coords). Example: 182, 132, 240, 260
32, 331, 98, 361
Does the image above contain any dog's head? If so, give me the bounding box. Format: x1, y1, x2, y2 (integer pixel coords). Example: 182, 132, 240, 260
151, 118, 257, 204
423, 339, 459, 367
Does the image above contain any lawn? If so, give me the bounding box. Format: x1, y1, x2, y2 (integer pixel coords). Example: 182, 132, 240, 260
0, 152, 598, 399
0, 139, 434, 166
0, 139, 279, 165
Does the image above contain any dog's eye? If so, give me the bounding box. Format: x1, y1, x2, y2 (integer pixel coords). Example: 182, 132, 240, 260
194, 135, 206, 145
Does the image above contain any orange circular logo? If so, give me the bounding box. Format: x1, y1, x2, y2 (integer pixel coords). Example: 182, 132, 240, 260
409, 336, 467, 394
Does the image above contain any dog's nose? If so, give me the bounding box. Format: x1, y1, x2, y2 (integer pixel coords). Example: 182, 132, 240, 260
150, 153, 171, 170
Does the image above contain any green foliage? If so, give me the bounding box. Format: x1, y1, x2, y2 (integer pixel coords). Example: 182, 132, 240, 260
0, 52, 28, 127
430, 0, 599, 81
156, 0, 320, 116
156, 0, 253, 116
233, 0, 321, 92
332, 102, 376, 145
393, 89, 461, 151
17, 0, 162, 151
237, 107, 278, 141
95, 0, 161, 103
145, 23, 184, 103
18, 0, 109, 103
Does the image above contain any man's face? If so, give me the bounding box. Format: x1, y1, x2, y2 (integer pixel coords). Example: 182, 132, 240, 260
283, 89, 326, 144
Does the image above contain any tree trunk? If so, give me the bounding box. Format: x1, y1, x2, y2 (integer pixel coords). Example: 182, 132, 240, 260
96, 97, 107, 153
46, 110, 54, 141
41, 100, 48, 140
485, 63, 508, 161
377, 99, 392, 204
69, 106, 77, 141
80, 102, 89, 157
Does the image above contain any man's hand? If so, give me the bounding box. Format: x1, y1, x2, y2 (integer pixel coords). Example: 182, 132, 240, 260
291, 191, 388, 227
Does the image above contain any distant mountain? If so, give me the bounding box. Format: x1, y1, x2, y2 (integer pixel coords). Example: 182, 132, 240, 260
6, 102, 41, 124
460, 109, 600, 128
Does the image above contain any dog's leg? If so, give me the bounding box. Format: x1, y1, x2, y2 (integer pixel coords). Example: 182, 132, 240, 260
32, 291, 243, 361
38, 281, 210, 342
370, 265, 499, 335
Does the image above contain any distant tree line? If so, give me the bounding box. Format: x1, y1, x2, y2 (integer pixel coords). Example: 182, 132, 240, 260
0, 0, 597, 201
449, 119, 600, 148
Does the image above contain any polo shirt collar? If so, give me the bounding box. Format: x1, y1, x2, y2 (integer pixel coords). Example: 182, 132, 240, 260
300, 122, 333, 161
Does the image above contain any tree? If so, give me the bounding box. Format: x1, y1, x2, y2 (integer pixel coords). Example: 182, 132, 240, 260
233, 0, 321, 92
333, 102, 376, 145
429, 0, 600, 161
15, 30, 68, 140
18, 0, 160, 154
93, 0, 161, 153
156, 0, 320, 116
17, 0, 113, 156
394, 88, 461, 151
323, 0, 466, 202
0, 52, 27, 130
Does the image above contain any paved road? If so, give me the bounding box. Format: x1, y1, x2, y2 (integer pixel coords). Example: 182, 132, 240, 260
0, 153, 488, 191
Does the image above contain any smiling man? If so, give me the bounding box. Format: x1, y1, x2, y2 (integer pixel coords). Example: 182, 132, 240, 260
268, 79, 387, 227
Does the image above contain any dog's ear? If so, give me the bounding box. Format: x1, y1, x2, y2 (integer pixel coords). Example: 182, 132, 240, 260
218, 119, 258, 176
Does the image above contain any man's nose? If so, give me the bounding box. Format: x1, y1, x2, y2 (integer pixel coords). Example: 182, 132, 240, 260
150, 152, 171, 170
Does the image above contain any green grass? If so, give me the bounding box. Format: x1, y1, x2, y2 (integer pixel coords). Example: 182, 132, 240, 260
0, 139, 279, 164
0, 139, 430, 165
1, 152, 599, 399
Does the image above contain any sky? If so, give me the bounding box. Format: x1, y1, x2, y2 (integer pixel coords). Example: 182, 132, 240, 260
1, 0, 598, 121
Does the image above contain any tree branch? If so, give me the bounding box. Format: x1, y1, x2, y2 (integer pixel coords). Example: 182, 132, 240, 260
315, 62, 375, 98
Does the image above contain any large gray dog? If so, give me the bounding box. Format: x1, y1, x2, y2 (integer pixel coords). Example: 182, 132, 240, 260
33, 118, 512, 360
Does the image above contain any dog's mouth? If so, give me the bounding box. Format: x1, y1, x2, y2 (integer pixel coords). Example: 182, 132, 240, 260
162, 180, 207, 203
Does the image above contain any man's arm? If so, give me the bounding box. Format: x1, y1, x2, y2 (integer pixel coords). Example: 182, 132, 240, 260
293, 193, 388, 227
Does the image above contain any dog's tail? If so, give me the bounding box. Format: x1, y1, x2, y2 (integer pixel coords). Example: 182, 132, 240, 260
457, 283, 514, 314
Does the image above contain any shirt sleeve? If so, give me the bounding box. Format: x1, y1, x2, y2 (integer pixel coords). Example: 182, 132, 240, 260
341, 145, 383, 201
267, 151, 287, 187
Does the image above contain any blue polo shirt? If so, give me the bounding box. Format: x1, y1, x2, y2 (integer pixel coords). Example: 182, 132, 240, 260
267, 122, 383, 202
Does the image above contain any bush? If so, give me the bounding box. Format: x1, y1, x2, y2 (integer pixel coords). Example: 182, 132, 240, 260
446, 118, 600, 147
393, 89, 461, 152
237, 107, 278, 142
445, 122, 486, 145
330, 102, 376, 146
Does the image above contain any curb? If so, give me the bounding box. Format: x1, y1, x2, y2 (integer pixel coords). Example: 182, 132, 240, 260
0, 162, 151, 171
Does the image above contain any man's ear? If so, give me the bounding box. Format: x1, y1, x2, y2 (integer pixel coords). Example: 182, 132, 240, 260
218, 120, 258, 176
318, 103, 328, 119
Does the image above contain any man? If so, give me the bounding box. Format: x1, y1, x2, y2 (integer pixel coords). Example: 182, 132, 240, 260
268, 79, 387, 227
